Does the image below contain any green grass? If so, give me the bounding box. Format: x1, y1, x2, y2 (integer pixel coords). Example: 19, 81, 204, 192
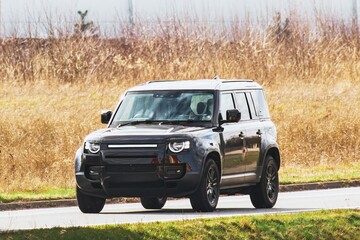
0, 188, 74, 203
1, 210, 359, 239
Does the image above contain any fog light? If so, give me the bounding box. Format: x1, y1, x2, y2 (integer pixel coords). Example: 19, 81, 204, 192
89, 170, 99, 176
87, 166, 101, 180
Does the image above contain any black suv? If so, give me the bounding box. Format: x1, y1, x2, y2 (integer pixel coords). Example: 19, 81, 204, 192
75, 79, 280, 213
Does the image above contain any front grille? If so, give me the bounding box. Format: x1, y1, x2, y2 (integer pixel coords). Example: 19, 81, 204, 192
102, 143, 164, 165
108, 144, 158, 149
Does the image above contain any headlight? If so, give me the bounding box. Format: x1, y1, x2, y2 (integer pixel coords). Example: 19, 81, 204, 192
84, 142, 100, 154
168, 141, 190, 153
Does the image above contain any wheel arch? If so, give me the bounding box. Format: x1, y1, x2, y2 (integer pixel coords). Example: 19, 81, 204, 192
265, 147, 281, 170
201, 151, 222, 182
75, 146, 83, 172
205, 151, 222, 178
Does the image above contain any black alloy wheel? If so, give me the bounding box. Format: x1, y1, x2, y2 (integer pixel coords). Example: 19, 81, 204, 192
190, 159, 220, 212
206, 164, 219, 206
265, 163, 278, 201
250, 155, 279, 208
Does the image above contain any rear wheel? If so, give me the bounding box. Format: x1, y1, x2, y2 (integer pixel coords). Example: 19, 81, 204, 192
250, 155, 279, 208
190, 159, 220, 212
76, 186, 106, 213
140, 197, 167, 209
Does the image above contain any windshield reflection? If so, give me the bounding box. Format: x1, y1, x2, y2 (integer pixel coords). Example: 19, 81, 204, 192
112, 91, 215, 125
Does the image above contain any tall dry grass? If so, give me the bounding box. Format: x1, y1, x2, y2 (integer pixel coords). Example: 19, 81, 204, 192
0, 15, 359, 192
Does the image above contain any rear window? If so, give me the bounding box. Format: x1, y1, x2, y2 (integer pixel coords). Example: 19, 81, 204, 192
251, 90, 270, 119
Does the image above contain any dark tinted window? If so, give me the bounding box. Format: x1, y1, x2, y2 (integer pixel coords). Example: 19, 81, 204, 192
251, 90, 270, 119
220, 93, 235, 120
246, 92, 258, 119
235, 92, 251, 120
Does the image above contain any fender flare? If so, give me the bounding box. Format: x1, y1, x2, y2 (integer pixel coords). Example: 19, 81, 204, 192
199, 149, 223, 180
74, 146, 84, 173
257, 144, 281, 177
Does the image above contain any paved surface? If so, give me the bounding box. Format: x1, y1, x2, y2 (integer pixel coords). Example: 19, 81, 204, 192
1, 187, 359, 231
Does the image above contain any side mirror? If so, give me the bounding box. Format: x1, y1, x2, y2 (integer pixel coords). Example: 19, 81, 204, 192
221, 109, 241, 123
101, 110, 113, 124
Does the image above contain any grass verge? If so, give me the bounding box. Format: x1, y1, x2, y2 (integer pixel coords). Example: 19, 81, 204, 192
0, 209, 359, 239
0, 187, 75, 204
280, 162, 360, 184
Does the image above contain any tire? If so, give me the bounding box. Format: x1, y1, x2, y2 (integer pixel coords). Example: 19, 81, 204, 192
250, 155, 279, 208
190, 159, 220, 212
140, 197, 167, 209
76, 186, 106, 213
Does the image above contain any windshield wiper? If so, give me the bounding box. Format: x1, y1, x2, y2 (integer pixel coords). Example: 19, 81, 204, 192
117, 119, 208, 128
159, 119, 205, 125
117, 119, 154, 128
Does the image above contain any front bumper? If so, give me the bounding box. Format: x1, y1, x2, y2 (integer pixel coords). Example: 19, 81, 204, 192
76, 168, 201, 198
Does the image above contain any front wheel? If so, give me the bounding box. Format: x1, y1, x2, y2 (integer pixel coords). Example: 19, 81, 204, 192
76, 186, 106, 213
140, 197, 167, 209
190, 159, 220, 212
250, 155, 279, 208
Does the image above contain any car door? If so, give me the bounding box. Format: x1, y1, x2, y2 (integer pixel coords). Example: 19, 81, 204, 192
233, 92, 259, 181
243, 92, 262, 182
220, 92, 247, 187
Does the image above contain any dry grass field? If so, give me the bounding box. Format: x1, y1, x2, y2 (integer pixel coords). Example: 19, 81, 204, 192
0, 16, 359, 194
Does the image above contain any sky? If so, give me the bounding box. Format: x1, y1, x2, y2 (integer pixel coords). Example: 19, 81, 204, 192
0, 0, 358, 37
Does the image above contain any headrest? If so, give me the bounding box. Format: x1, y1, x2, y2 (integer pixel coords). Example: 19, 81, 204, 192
197, 102, 206, 114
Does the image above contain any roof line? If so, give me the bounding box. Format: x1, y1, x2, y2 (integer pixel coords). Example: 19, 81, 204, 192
221, 79, 253, 83
145, 79, 254, 84
145, 80, 175, 84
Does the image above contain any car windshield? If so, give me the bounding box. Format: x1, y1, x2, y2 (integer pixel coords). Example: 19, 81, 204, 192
111, 90, 215, 125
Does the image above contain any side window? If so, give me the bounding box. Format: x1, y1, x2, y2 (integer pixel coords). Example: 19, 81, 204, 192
246, 92, 258, 119
235, 92, 251, 121
251, 90, 270, 119
220, 93, 235, 120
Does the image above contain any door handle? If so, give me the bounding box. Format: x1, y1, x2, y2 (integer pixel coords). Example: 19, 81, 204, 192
256, 129, 262, 135
239, 132, 245, 138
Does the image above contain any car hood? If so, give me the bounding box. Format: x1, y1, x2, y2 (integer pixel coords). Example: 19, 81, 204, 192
84, 124, 208, 143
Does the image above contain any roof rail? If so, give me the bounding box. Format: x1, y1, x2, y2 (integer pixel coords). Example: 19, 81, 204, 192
146, 80, 175, 84
145, 79, 254, 84
221, 79, 254, 83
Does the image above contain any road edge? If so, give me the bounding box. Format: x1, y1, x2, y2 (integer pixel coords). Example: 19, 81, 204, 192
1, 179, 359, 211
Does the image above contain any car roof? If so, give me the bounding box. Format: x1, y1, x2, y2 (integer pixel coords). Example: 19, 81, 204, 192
127, 79, 262, 91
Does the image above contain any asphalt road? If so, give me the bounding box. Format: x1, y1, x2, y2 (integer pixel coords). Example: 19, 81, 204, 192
1, 187, 359, 231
